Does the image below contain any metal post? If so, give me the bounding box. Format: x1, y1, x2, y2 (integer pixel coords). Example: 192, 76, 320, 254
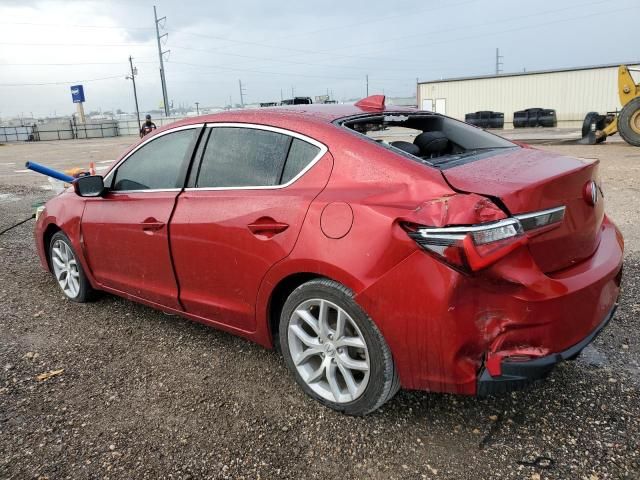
238, 80, 245, 107
195, 102, 199, 115
154, 6, 170, 117
128, 56, 142, 131
366, 74, 369, 96
76, 102, 86, 124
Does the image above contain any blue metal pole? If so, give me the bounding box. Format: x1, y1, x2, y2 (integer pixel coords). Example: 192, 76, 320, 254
25, 161, 75, 183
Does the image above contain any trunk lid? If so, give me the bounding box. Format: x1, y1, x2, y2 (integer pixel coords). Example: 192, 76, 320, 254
440, 147, 604, 273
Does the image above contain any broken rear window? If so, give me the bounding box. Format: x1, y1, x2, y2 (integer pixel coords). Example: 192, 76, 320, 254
337, 112, 517, 169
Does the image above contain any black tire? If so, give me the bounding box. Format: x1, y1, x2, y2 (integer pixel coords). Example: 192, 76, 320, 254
48, 231, 94, 302
526, 108, 541, 127
489, 113, 504, 129
539, 110, 557, 128
618, 97, 640, 147
513, 110, 527, 128
279, 278, 399, 416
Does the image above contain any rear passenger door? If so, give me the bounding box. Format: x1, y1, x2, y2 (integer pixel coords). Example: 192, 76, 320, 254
170, 124, 333, 332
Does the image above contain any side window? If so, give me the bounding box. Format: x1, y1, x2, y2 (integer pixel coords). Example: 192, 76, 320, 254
196, 127, 290, 188
281, 138, 321, 184
112, 129, 196, 191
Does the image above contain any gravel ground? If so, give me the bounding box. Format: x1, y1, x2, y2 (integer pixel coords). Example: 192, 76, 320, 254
1, 139, 639, 479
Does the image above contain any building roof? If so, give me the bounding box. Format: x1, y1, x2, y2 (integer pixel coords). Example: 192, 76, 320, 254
418, 61, 640, 85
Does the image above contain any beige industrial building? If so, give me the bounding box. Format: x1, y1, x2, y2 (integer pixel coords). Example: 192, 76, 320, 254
417, 62, 640, 127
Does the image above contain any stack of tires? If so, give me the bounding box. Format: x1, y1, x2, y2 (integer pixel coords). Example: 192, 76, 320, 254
464, 111, 504, 129
513, 108, 557, 128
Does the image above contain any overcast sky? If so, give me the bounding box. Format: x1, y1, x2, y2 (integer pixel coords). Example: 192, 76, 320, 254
0, 0, 638, 118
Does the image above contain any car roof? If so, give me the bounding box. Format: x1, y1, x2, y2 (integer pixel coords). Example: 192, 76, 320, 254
166, 102, 418, 129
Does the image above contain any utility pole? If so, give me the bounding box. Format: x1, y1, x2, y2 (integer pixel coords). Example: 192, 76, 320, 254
154, 6, 170, 117
495, 48, 503, 75
366, 74, 369, 96
127, 56, 141, 131
238, 80, 246, 107
195, 102, 200, 115
291, 86, 295, 97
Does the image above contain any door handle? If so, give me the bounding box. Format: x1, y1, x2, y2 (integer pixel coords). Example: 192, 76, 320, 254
247, 219, 289, 237
141, 218, 165, 231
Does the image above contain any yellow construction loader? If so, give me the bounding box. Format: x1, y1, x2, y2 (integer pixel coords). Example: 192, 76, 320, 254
579, 65, 640, 146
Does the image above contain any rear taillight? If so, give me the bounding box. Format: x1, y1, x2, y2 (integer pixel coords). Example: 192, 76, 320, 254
405, 218, 527, 273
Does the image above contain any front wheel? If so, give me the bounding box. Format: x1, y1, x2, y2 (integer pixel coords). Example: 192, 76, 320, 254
49, 231, 94, 302
279, 279, 399, 416
618, 97, 640, 147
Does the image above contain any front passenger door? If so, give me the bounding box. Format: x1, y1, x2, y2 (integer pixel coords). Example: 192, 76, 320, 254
81, 127, 200, 309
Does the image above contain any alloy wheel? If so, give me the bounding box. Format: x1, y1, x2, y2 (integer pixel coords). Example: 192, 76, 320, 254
287, 298, 370, 403
51, 239, 81, 299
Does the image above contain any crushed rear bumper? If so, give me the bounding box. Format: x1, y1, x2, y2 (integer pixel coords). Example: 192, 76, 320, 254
477, 304, 617, 396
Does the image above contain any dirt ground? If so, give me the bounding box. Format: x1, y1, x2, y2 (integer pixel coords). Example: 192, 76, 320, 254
0, 136, 639, 479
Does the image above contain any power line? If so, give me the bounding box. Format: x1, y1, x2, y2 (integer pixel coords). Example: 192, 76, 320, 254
0, 20, 153, 30
0, 0, 470, 45
0, 75, 124, 87
165, 60, 401, 82
0, 2, 472, 71
171, 0, 476, 55
0, 41, 147, 47
0, 61, 156, 66
211, 0, 620, 71
169, 44, 420, 75
405, 4, 638, 58
261, 0, 477, 42
316, 0, 614, 55
0, 0, 624, 72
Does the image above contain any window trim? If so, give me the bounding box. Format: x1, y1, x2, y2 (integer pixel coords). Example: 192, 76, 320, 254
104, 124, 204, 194
185, 122, 328, 192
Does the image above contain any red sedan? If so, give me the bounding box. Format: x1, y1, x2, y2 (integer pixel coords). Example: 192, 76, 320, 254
35, 96, 623, 415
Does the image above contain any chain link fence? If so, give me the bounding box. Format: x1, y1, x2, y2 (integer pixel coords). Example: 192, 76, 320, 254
1, 121, 120, 142
1, 116, 188, 143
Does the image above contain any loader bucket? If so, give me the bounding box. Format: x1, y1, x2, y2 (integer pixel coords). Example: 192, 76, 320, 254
578, 122, 598, 144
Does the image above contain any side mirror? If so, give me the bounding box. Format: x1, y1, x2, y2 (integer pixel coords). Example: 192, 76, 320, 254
73, 175, 105, 197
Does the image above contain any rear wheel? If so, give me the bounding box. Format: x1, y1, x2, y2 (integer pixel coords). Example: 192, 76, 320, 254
618, 97, 640, 147
49, 231, 94, 302
279, 279, 399, 416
